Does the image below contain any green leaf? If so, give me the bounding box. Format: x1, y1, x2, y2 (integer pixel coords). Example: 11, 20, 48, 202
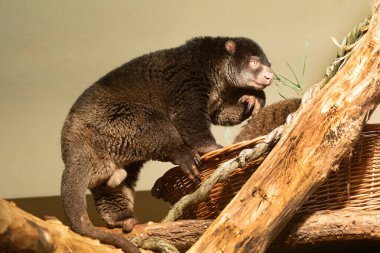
274, 72, 296, 86
273, 41, 308, 98
301, 41, 308, 86
278, 88, 288, 99
274, 75, 302, 91
286, 62, 300, 86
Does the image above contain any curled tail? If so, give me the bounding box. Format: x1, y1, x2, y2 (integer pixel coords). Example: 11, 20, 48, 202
61, 166, 140, 253
234, 98, 301, 143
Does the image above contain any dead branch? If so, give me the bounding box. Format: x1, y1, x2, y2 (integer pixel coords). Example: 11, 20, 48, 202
188, 1, 380, 252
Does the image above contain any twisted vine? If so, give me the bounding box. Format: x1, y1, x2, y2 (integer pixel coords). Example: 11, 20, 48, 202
322, 17, 370, 85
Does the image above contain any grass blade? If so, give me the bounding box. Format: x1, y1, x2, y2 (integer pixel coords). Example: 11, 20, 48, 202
275, 73, 302, 91
286, 62, 301, 86
274, 72, 296, 86
301, 41, 308, 86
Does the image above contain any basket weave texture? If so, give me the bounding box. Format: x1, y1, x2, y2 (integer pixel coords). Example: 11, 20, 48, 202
151, 124, 380, 219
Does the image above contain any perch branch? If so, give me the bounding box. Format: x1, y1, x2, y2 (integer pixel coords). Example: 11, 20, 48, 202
2, 199, 380, 253
273, 209, 380, 245
189, 0, 380, 252
130, 237, 179, 253
0, 199, 177, 253
0, 199, 122, 253
122, 210, 380, 251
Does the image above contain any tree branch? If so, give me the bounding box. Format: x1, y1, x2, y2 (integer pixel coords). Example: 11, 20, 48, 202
188, 1, 380, 252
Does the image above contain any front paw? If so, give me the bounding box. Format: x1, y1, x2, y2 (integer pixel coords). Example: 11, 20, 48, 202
173, 148, 203, 183
238, 95, 265, 115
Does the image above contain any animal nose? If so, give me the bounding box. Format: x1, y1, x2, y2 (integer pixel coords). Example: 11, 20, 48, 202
264, 71, 275, 84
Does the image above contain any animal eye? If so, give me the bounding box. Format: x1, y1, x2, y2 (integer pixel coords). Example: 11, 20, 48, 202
250, 59, 258, 67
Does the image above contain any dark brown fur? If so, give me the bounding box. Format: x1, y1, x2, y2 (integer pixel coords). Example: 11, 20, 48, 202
234, 98, 301, 143
61, 36, 274, 252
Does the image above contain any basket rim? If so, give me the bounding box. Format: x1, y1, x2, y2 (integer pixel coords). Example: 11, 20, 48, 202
201, 123, 380, 162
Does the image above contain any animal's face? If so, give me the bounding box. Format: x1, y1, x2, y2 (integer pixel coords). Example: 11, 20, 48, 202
236, 55, 274, 90
224, 39, 275, 90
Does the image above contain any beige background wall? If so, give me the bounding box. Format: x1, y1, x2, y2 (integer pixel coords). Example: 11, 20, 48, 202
0, 0, 375, 199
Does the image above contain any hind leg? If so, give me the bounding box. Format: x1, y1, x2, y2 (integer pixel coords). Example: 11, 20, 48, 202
91, 162, 142, 232
90, 104, 203, 230
92, 184, 137, 232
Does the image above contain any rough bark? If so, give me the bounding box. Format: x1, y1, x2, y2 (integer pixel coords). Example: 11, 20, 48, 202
121, 210, 380, 251
2, 198, 380, 253
188, 1, 380, 252
274, 210, 380, 245
0, 199, 124, 253
120, 220, 211, 252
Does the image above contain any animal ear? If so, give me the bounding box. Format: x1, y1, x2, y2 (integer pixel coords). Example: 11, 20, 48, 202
225, 40, 236, 54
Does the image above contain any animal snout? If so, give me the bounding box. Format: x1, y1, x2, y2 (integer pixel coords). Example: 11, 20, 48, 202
264, 70, 275, 84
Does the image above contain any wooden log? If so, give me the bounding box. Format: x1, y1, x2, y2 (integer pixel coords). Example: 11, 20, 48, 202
274, 210, 380, 245
119, 210, 380, 251
0, 199, 123, 253
1, 198, 379, 252
121, 220, 211, 252
187, 1, 380, 252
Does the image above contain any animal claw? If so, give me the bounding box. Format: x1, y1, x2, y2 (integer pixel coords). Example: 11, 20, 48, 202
194, 156, 202, 169
245, 103, 254, 114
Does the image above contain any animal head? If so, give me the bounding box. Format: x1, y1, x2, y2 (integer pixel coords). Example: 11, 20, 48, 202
223, 37, 274, 90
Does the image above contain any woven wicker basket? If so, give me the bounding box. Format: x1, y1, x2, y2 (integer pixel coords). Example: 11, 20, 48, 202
152, 124, 380, 219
